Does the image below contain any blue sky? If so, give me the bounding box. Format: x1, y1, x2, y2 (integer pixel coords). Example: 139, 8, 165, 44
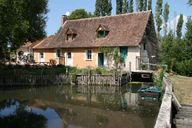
46, 0, 192, 36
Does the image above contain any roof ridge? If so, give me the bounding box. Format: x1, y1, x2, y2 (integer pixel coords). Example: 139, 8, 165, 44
66, 10, 152, 23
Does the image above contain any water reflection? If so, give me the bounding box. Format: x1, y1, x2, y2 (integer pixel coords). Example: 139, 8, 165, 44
0, 84, 159, 128
0, 99, 63, 128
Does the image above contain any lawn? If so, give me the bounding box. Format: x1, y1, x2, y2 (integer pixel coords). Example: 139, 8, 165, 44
170, 75, 192, 105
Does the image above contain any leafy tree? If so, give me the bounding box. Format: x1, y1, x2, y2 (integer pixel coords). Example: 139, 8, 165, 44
163, 2, 170, 36
176, 14, 184, 39
116, 0, 123, 14
95, 0, 112, 16
188, 0, 192, 6
136, 0, 144, 12
148, 0, 152, 10
129, 0, 134, 12
68, 9, 90, 20
0, 0, 48, 59
155, 0, 163, 38
122, 0, 129, 13
144, 0, 147, 11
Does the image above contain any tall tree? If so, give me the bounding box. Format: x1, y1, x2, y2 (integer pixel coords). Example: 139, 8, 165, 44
163, 2, 170, 36
176, 14, 184, 39
116, 0, 123, 14
155, 0, 163, 37
122, 0, 129, 13
68, 9, 90, 20
95, 0, 112, 16
129, 0, 134, 12
136, 0, 144, 12
189, 0, 192, 6
185, 17, 192, 42
144, 0, 147, 11
148, 0, 152, 10
0, 0, 48, 59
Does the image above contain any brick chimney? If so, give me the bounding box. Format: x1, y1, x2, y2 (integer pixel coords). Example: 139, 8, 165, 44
61, 15, 68, 26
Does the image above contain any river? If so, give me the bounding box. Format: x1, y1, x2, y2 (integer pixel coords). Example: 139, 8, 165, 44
0, 85, 159, 128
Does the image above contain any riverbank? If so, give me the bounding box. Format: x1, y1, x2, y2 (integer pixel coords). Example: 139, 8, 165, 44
170, 75, 192, 104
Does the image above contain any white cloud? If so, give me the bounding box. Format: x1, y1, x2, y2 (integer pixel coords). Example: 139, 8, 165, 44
65, 11, 70, 16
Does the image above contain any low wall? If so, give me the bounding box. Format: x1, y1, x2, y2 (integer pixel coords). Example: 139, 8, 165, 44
0, 74, 71, 87
154, 75, 172, 128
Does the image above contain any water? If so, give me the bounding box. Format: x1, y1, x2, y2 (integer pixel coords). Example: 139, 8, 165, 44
0, 85, 159, 128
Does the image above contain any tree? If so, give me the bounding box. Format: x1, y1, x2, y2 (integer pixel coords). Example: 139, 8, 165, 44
144, 0, 147, 11
116, 0, 123, 14
148, 0, 152, 10
122, 0, 129, 13
163, 2, 170, 36
189, 0, 192, 6
129, 0, 134, 12
95, 0, 112, 16
185, 17, 192, 42
68, 9, 89, 20
176, 14, 184, 39
136, 0, 144, 12
0, 0, 48, 59
155, 0, 163, 38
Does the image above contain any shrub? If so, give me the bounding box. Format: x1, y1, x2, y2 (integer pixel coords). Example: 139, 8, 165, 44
173, 60, 192, 76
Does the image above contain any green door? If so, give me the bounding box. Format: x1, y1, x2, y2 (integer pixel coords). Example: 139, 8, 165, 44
98, 53, 104, 67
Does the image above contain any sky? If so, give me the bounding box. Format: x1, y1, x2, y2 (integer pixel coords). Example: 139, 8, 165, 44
46, 0, 192, 36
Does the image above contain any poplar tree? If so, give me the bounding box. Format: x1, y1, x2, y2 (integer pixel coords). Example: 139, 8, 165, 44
163, 2, 170, 36
144, 0, 147, 11
176, 14, 184, 39
137, 0, 144, 12
129, 0, 134, 12
155, 0, 163, 37
122, 0, 129, 13
116, 0, 123, 14
189, 0, 192, 6
95, 0, 112, 16
148, 0, 152, 10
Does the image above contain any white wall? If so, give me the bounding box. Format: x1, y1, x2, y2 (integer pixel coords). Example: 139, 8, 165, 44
126, 47, 140, 71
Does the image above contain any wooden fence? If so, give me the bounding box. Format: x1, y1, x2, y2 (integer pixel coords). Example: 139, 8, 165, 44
0, 74, 71, 87
76, 73, 130, 86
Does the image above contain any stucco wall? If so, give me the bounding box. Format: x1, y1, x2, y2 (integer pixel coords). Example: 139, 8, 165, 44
126, 47, 140, 71
34, 49, 55, 63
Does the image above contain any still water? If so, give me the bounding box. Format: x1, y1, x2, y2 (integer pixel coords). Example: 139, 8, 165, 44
0, 85, 159, 128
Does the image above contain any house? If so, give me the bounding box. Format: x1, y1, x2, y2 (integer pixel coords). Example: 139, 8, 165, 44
33, 11, 159, 71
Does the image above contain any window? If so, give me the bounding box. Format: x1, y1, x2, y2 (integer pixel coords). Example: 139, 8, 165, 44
67, 52, 71, 59
56, 49, 61, 58
86, 50, 92, 60
144, 43, 146, 50
40, 52, 44, 58
97, 31, 109, 38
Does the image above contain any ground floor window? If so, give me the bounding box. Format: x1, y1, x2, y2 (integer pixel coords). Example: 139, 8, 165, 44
67, 52, 71, 59
56, 49, 61, 58
86, 50, 92, 60
40, 52, 44, 58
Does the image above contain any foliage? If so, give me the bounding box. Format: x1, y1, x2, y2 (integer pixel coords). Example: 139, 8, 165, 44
155, 0, 163, 37
143, 0, 147, 11
148, 0, 152, 10
0, 0, 48, 59
173, 60, 192, 76
129, 0, 134, 12
116, 0, 123, 14
68, 9, 92, 20
136, 0, 144, 12
122, 0, 128, 13
189, 0, 192, 6
176, 14, 184, 39
95, 0, 112, 16
163, 2, 170, 36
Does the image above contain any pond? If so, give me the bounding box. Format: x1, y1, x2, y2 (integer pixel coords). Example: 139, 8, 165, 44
0, 85, 159, 128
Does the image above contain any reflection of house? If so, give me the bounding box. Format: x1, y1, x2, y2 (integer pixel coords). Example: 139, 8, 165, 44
33, 11, 159, 71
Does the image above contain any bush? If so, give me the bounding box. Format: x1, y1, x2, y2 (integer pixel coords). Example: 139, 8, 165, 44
173, 60, 192, 76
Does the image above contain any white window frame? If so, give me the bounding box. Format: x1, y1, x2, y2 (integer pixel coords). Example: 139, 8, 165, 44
85, 49, 92, 60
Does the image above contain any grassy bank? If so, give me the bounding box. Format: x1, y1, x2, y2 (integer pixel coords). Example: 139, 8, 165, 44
170, 75, 192, 104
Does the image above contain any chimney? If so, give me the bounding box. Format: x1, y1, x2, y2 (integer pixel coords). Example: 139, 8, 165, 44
61, 15, 68, 26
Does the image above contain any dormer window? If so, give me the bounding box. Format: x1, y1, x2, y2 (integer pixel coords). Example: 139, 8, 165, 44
96, 25, 109, 38
66, 28, 77, 41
